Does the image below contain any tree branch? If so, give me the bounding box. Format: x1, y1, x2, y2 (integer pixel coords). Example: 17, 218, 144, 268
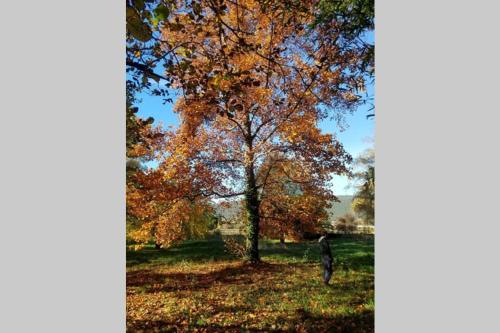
126, 59, 170, 82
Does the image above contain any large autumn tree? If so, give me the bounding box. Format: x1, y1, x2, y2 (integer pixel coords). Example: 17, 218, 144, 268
140, 0, 369, 263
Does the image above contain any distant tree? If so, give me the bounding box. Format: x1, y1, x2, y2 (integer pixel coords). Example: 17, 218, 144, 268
351, 148, 374, 225
334, 212, 357, 234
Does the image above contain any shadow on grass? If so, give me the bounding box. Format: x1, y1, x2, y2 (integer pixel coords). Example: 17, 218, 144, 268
126, 319, 276, 333
127, 308, 374, 332
127, 236, 236, 268
127, 261, 289, 294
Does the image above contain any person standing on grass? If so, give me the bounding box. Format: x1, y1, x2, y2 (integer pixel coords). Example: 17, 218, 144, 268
319, 232, 333, 285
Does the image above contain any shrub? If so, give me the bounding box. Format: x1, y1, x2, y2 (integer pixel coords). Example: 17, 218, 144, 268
334, 213, 358, 234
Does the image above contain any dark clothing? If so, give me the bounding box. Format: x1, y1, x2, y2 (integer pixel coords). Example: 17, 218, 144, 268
319, 236, 333, 284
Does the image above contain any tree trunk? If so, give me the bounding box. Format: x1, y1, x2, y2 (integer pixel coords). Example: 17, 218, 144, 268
245, 163, 260, 263
279, 235, 285, 244
243, 110, 260, 263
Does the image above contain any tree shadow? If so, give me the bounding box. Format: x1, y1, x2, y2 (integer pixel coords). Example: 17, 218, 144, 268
127, 238, 235, 268
127, 308, 374, 332
284, 308, 374, 333
127, 261, 290, 294
126, 319, 278, 332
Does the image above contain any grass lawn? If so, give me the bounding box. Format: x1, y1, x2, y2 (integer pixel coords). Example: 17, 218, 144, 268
126, 235, 374, 332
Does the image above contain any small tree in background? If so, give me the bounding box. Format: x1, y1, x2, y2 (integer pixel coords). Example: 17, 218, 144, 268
334, 213, 357, 234
351, 148, 374, 225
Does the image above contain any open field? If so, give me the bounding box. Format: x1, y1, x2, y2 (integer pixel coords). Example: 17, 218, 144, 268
127, 236, 374, 332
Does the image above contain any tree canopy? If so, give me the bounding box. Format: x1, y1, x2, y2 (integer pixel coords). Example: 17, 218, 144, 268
126, 0, 374, 261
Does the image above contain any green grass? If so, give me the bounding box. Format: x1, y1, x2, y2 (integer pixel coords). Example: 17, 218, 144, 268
127, 235, 374, 332
127, 236, 235, 268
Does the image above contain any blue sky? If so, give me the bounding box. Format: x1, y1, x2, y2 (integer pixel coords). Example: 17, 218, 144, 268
135, 80, 374, 195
